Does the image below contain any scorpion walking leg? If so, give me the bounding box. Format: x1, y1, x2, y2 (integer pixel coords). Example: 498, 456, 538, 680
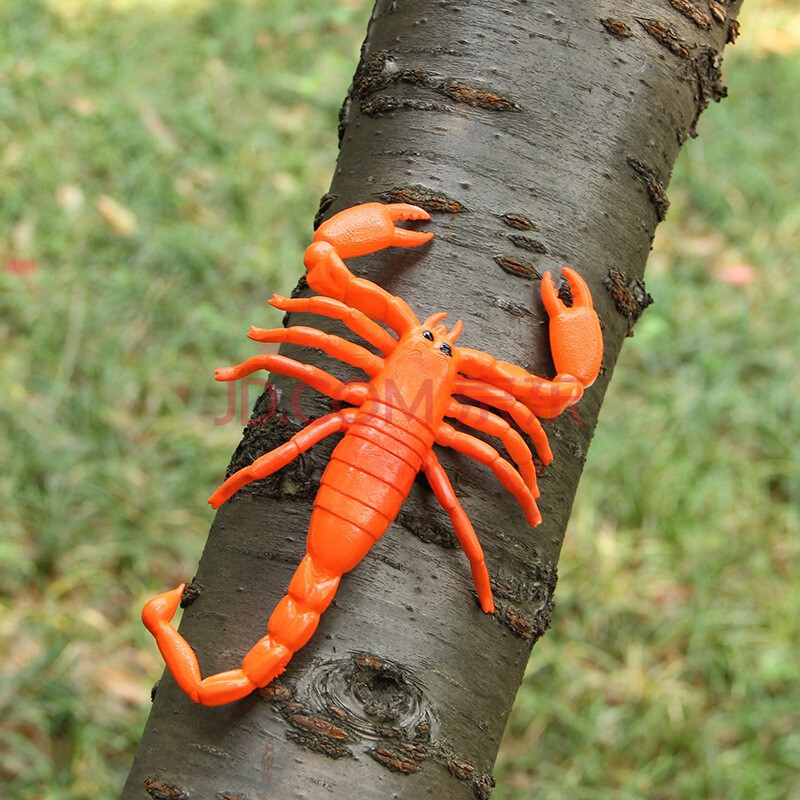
453, 377, 553, 465
214, 353, 368, 406
423, 453, 494, 613
436, 422, 541, 527
246, 325, 383, 377
268, 294, 397, 356
446, 400, 540, 498
144, 410, 357, 706
209, 409, 357, 508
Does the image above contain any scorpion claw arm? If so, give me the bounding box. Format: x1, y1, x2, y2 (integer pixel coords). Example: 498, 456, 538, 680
388, 202, 431, 222
313, 201, 432, 260
424, 454, 494, 613
303, 203, 431, 335
541, 268, 603, 388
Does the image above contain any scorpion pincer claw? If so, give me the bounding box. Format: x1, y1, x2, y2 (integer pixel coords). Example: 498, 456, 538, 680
542, 268, 603, 389
388, 203, 434, 248
314, 202, 432, 259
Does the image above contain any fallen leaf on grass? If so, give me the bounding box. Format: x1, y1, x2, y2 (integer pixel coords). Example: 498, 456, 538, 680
4, 258, 37, 275
57, 184, 85, 213
68, 96, 99, 116
139, 104, 179, 153
96, 194, 137, 237
713, 260, 756, 286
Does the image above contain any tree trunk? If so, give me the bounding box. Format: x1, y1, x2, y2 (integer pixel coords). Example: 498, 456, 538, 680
122, 2, 742, 798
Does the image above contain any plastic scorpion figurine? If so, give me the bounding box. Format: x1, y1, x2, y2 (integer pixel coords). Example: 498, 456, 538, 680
143, 202, 603, 706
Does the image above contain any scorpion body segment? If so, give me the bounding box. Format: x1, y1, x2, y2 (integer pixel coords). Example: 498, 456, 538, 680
143, 202, 603, 706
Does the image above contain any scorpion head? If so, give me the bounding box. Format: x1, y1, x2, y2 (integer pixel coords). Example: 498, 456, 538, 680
420, 312, 464, 363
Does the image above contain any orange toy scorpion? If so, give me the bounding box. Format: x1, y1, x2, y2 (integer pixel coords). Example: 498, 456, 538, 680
143, 202, 603, 706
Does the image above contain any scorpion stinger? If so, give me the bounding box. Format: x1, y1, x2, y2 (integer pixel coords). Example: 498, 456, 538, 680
143, 202, 603, 706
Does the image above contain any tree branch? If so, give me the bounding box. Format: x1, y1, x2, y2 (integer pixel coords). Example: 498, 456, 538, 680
122, 1, 743, 797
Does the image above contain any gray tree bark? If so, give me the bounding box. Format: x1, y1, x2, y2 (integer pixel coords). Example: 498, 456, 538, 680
122, 2, 742, 798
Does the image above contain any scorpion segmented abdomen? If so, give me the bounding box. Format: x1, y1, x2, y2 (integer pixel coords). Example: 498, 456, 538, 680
307, 404, 432, 577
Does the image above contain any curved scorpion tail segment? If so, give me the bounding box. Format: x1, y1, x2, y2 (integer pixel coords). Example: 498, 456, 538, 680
142, 583, 260, 706
541, 268, 603, 389
142, 555, 342, 707
312, 202, 432, 260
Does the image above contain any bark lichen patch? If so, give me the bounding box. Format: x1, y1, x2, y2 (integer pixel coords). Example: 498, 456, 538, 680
261, 680, 355, 759
508, 234, 548, 254
473, 773, 497, 800
636, 18, 691, 58
180, 581, 201, 608
350, 50, 518, 117
494, 603, 537, 639
397, 503, 458, 548
603, 268, 654, 336
368, 747, 423, 774
314, 193, 338, 230
499, 212, 535, 230
288, 713, 350, 741
379, 185, 467, 214
448, 757, 478, 780
557, 276, 574, 307
493, 298, 533, 317
494, 256, 541, 280
627, 157, 670, 221
600, 18, 633, 37
490, 564, 557, 642
690, 47, 727, 136
709, 1, 727, 24
667, 0, 711, 30
286, 729, 353, 759
442, 81, 519, 111
361, 96, 444, 116
144, 778, 188, 800
352, 51, 400, 99
227, 416, 319, 502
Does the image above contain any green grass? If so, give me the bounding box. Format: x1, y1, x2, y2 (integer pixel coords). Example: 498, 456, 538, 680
1, 2, 797, 798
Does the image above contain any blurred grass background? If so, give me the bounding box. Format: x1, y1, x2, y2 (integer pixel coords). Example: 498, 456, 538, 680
0, 1, 797, 798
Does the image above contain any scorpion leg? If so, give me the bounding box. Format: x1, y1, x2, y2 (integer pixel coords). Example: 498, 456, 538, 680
423, 453, 494, 613
268, 294, 397, 356
214, 353, 368, 406
446, 400, 540, 498
436, 422, 541, 527
247, 325, 384, 377
453, 377, 553, 465
209, 409, 358, 508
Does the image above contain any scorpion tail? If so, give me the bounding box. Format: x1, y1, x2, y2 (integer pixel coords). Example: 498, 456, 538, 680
142, 554, 341, 706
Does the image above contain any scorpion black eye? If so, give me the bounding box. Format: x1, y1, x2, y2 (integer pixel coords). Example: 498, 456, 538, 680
422, 330, 434, 341
439, 342, 452, 357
